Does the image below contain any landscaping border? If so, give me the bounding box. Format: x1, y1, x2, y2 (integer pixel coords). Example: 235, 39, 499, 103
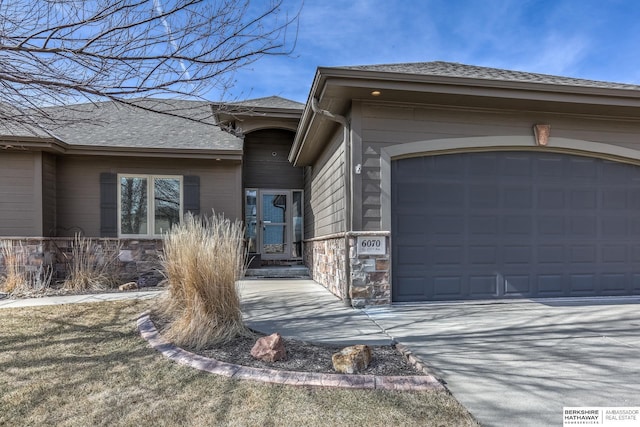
137, 313, 445, 391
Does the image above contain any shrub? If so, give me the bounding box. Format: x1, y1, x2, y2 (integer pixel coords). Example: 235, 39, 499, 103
157, 213, 249, 350
62, 234, 122, 292
0, 240, 53, 295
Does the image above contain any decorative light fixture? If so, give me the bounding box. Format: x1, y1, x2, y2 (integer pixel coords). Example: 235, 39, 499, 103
371, 90, 382, 96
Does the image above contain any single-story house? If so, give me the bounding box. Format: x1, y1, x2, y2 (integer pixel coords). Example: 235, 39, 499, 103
3, 61, 640, 306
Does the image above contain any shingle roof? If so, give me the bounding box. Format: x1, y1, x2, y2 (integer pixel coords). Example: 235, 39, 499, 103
43, 99, 242, 151
0, 103, 52, 139
338, 61, 640, 91
222, 96, 304, 110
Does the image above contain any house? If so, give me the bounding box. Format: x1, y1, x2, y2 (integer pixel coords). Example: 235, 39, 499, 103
3, 62, 640, 305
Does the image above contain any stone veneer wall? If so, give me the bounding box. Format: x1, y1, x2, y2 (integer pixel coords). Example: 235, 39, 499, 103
303, 234, 347, 299
304, 232, 392, 307
0, 237, 165, 287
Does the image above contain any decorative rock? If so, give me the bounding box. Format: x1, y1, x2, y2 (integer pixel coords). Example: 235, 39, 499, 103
250, 333, 286, 362
332, 344, 373, 374
119, 281, 138, 291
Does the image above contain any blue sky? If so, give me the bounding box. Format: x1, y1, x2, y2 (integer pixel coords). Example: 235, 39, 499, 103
225, 0, 640, 103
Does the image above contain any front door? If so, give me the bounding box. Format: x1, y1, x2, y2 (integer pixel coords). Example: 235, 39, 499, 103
245, 189, 303, 260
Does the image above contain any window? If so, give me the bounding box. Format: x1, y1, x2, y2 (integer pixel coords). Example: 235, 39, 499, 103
118, 175, 183, 237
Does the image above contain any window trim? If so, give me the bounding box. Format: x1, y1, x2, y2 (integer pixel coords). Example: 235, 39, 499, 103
117, 174, 184, 238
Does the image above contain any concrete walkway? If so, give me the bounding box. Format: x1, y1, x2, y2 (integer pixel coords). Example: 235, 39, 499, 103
0, 279, 393, 346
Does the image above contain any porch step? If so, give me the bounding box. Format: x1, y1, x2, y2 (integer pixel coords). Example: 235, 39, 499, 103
244, 265, 310, 279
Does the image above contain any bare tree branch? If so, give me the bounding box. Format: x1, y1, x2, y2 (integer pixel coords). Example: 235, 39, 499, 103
0, 0, 301, 128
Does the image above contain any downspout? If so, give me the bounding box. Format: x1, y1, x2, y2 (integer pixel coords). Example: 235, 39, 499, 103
311, 98, 352, 307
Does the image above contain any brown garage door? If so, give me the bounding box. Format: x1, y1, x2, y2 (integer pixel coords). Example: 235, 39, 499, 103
392, 151, 640, 302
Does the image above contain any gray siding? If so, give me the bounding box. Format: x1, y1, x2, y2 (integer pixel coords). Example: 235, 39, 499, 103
42, 153, 57, 236
244, 129, 303, 189
0, 152, 39, 236
360, 102, 640, 231
305, 129, 346, 238
56, 156, 242, 237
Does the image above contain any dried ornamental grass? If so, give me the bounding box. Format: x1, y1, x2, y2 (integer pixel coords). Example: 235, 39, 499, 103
62, 234, 122, 292
0, 240, 53, 295
158, 213, 249, 350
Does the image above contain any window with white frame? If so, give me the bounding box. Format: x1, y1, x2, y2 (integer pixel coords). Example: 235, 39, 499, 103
118, 175, 183, 237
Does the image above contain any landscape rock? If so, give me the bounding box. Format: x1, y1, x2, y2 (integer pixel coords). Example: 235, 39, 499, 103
119, 281, 138, 291
332, 344, 373, 374
250, 333, 286, 362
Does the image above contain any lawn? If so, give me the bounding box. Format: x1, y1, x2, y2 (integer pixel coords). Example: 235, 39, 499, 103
0, 300, 478, 426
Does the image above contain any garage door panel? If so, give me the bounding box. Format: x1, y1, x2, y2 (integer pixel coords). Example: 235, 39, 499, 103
469, 276, 497, 298
602, 217, 628, 236
538, 189, 565, 209
503, 154, 532, 176
432, 245, 464, 265
601, 274, 628, 293
538, 216, 565, 235
536, 156, 564, 177
429, 215, 464, 235
570, 190, 597, 209
602, 245, 627, 263
570, 158, 598, 178
570, 217, 597, 236
469, 246, 498, 265
536, 275, 566, 296
469, 216, 499, 234
504, 275, 531, 295
502, 215, 532, 235
503, 187, 532, 209
602, 190, 628, 209
470, 185, 499, 208
570, 275, 596, 294
394, 277, 426, 299
570, 245, 597, 263
392, 151, 640, 302
503, 246, 531, 264
432, 277, 463, 298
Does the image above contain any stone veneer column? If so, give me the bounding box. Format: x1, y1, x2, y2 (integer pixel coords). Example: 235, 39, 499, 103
347, 232, 391, 307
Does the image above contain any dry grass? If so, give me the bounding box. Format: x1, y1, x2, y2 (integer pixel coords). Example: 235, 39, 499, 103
0, 300, 478, 427
157, 213, 249, 350
62, 234, 122, 292
0, 241, 53, 295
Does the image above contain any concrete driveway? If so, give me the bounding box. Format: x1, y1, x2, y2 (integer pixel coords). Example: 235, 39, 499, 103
365, 298, 640, 427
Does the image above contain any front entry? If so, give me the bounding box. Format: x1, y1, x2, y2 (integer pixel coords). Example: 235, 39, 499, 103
245, 189, 303, 261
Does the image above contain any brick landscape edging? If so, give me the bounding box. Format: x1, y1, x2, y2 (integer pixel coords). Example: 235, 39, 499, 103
137, 314, 445, 391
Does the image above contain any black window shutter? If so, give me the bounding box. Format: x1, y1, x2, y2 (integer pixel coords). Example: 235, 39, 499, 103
100, 172, 118, 237
183, 175, 200, 216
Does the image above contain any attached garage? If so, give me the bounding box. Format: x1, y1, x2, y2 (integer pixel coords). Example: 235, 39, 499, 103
392, 151, 640, 302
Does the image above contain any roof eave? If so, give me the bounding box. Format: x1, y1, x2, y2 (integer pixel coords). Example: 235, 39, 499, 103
290, 66, 640, 166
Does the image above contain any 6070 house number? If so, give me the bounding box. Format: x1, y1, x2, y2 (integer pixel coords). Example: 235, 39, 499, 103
356, 236, 386, 255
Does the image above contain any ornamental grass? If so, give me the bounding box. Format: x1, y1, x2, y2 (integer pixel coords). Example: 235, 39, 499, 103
157, 213, 249, 350
62, 234, 122, 292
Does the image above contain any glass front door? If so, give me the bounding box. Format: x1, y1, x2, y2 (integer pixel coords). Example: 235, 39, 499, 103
261, 192, 288, 257
245, 189, 303, 260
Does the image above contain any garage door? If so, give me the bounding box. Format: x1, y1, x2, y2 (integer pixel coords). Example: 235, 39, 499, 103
392, 151, 640, 302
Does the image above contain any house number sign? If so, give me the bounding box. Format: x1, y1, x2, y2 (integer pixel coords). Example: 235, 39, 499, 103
357, 236, 386, 255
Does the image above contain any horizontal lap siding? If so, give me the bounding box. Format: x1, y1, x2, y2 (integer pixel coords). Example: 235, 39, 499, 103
56, 156, 242, 237
243, 129, 302, 189
0, 152, 38, 236
360, 103, 640, 231
305, 129, 345, 238
42, 153, 57, 236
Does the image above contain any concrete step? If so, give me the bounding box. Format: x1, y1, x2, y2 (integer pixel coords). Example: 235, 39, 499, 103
244, 265, 310, 279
